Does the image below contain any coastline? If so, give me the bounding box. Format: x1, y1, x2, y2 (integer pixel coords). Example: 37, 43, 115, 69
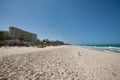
0, 45, 120, 80
79, 45, 120, 55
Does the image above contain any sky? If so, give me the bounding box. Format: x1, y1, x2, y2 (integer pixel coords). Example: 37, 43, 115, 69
0, 0, 120, 44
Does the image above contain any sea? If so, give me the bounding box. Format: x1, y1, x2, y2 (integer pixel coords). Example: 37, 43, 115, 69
78, 44, 120, 54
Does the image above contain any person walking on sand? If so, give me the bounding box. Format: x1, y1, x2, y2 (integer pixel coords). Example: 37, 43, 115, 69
78, 51, 81, 56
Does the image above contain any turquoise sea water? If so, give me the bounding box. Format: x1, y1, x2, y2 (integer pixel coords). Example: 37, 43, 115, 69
78, 44, 120, 54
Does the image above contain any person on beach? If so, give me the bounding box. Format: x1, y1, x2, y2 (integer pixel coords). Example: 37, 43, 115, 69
78, 51, 81, 56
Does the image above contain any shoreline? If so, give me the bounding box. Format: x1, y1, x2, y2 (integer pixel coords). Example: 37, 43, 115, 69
76, 45, 120, 55
0, 45, 120, 80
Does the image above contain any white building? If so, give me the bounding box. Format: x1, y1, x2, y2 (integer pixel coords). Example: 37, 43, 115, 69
9, 27, 37, 42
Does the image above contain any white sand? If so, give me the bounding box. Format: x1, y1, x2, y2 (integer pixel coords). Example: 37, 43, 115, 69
0, 45, 120, 80
0, 46, 63, 57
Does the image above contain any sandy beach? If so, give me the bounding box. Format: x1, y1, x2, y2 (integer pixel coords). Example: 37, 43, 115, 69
0, 45, 120, 80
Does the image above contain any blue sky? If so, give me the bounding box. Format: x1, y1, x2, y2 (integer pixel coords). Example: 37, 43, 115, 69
0, 0, 120, 44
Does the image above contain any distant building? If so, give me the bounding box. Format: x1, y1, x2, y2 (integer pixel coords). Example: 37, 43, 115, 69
9, 27, 37, 42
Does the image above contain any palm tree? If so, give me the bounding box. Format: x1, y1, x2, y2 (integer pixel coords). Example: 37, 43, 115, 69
18, 34, 24, 41
18, 34, 24, 46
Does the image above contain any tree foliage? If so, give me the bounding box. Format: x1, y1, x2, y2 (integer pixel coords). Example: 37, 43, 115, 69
0, 32, 4, 41
18, 34, 24, 41
34, 38, 67, 46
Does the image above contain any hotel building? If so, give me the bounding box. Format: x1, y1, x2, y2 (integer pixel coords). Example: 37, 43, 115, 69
9, 27, 37, 42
